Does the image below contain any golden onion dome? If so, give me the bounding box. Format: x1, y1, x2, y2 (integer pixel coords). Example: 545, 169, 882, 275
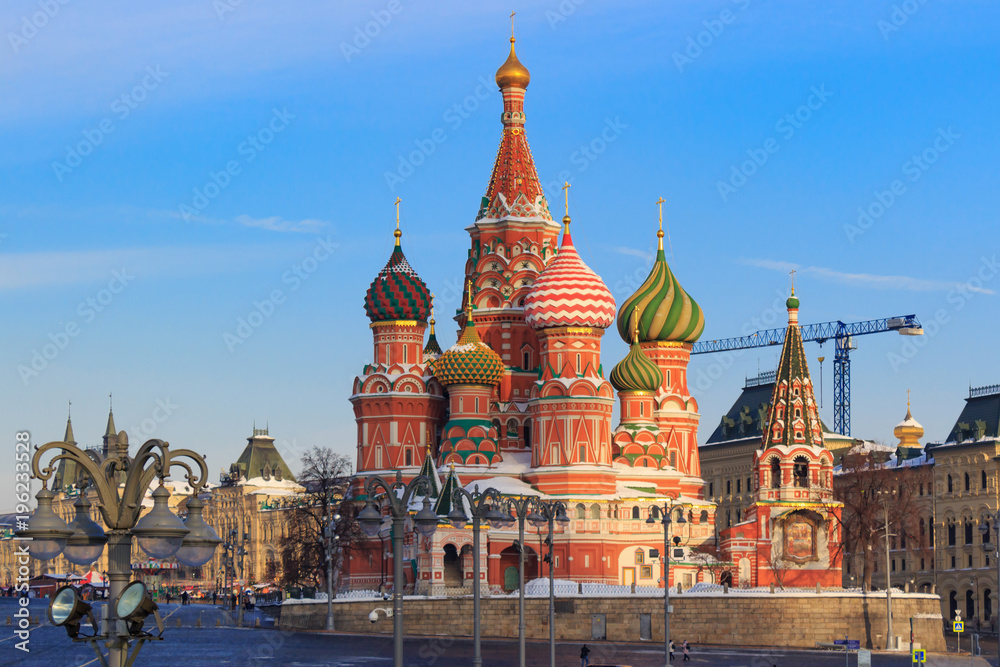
495, 37, 530, 89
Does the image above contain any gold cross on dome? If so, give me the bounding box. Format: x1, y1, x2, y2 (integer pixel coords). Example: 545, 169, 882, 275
655, 197, 665, 231
466, 279, 474, 317
394, 197, 402, 230
510, 11, 516, 39
562, 181, 571, 218
789, 269, 797, 294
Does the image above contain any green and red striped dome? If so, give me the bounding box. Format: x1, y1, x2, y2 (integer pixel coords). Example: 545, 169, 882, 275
364, 235, 432, 323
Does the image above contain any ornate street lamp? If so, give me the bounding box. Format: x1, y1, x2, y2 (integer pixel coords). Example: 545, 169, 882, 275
648, 498, 688, 667
175, 497, 222, 567
445, 485, 504, 667
324, 512, 342, 631
357, 471, 438, 667
17, 431, 216, 667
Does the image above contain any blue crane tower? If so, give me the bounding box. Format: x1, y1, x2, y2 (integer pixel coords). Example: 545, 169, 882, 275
691, 315, 923, 436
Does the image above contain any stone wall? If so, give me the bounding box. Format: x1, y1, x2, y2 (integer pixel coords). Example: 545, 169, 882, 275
273, 592, 945, 651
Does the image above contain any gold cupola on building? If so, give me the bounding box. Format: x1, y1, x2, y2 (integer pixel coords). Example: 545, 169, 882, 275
893, 391, 924, 449
495, 36, 530, 89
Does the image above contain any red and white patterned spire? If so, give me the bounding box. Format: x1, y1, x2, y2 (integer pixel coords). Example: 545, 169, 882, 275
523, 183, 616, 329
476, 29, 554, 224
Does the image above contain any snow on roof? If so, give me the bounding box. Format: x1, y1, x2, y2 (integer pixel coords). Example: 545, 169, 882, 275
895, 415, 923, 430
240, 477, 304, 492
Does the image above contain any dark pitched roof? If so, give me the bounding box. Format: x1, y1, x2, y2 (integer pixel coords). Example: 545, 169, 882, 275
703, 375, 774, 445
946, 385, 1000, 443
232, 428, 296, 482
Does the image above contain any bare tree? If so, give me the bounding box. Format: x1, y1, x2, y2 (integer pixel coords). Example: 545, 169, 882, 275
277, 447, 364, 592
832, 449, 933, 591
688, 544, 732, 586
766, 543, 790, 590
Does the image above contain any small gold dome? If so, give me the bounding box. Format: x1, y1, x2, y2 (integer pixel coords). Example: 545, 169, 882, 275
495, 37, 530, 89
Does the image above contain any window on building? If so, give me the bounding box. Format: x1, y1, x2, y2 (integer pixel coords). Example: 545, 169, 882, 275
948, 520, 956, 546
700, 510, 709, 524
951, 555, 956, 569
584, 555, 590, 567
666, 370, 672, 387
576, 353, 581, 375
576, 503, 586, 519
891, 559, 896, 572
793, 457, 809, 488
523, 350, 531, 369
590, 504, 600, 520
632, 506, 640, 520
405, 449, 412, 466
965, 472, 971, 492
901, 558, 906, 571
670, 451, 676, 467
985, 519, 993, 544
919, 483, 924, 496
650, 505, 660, 519
579, 445, 586, 462
402, 345, 408, 363
900, 533, 906, 549
771, 459, 781, 488
709, 482, 714, 497
984, 470, 989, 491
726, 510, 731, 527
747, 477, 752, 492
736, 479, 741, 493
947, 474, 953, 493
920, 558, 925, 571
966, 521, 974, 545
968, 554, 974, 568
726, 480, 731, 495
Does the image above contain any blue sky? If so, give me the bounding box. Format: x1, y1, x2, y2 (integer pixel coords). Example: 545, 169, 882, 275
2, 0, 997, 508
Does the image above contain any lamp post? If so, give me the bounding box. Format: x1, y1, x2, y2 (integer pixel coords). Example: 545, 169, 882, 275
17, 432, 220, 667
223, 527, 250, 626
357, 472, 439, 667
445, 486, 506, 667
876, 489, 895, 649
498, 495, 548, 667
323, 512, 342, 631
647, 498, 688, 667
535, 500, 569, 667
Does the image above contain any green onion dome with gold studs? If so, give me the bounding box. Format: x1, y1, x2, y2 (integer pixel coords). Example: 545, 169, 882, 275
610, 309, 662, 392
616, 226, 705, 344
431, 313, 505, 387
364, 228, 433, 323
610, 339, 662, 392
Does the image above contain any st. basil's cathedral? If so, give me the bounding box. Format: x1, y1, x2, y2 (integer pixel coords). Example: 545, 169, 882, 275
346, 34, 842, 594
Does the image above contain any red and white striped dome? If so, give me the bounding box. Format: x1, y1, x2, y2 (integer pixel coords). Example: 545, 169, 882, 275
523, 228, 616, 329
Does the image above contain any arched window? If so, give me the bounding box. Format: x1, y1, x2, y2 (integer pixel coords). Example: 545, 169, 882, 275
947, 519, 956, 546
523, 350, 531, 370
589, 504, 601, 520
700, 510, 709, 524
634, 549, 645, 565
793, 457, 809, 488
575, 503, 586, 520
947, 474, 953, 493
984, 517, 992, 544
983, 470, 989, 491
632, 506, 640, 520
965, 473, 971, 492
650, 506, 660, 519
405, 450, 412, 466
965, 520, 974, 545
770, 458, 781, 488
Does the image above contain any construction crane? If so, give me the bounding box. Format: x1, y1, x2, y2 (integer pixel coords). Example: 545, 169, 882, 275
692, 315, 924, 436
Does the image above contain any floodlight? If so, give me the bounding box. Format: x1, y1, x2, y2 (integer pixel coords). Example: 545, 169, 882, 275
48, 585, 97, 638
116, 581, 163, 637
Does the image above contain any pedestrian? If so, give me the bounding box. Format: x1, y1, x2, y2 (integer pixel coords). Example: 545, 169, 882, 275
669, 639, 675, 661
580, 643, 590, 667
212, 591, 217, 606
682, 640, 691, 661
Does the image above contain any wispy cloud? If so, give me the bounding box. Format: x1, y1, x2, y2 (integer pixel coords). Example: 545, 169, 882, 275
235, 215, 327, 233
614, 246, 654, 261
740, 258, 996, 295
0, 244, 309, 290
